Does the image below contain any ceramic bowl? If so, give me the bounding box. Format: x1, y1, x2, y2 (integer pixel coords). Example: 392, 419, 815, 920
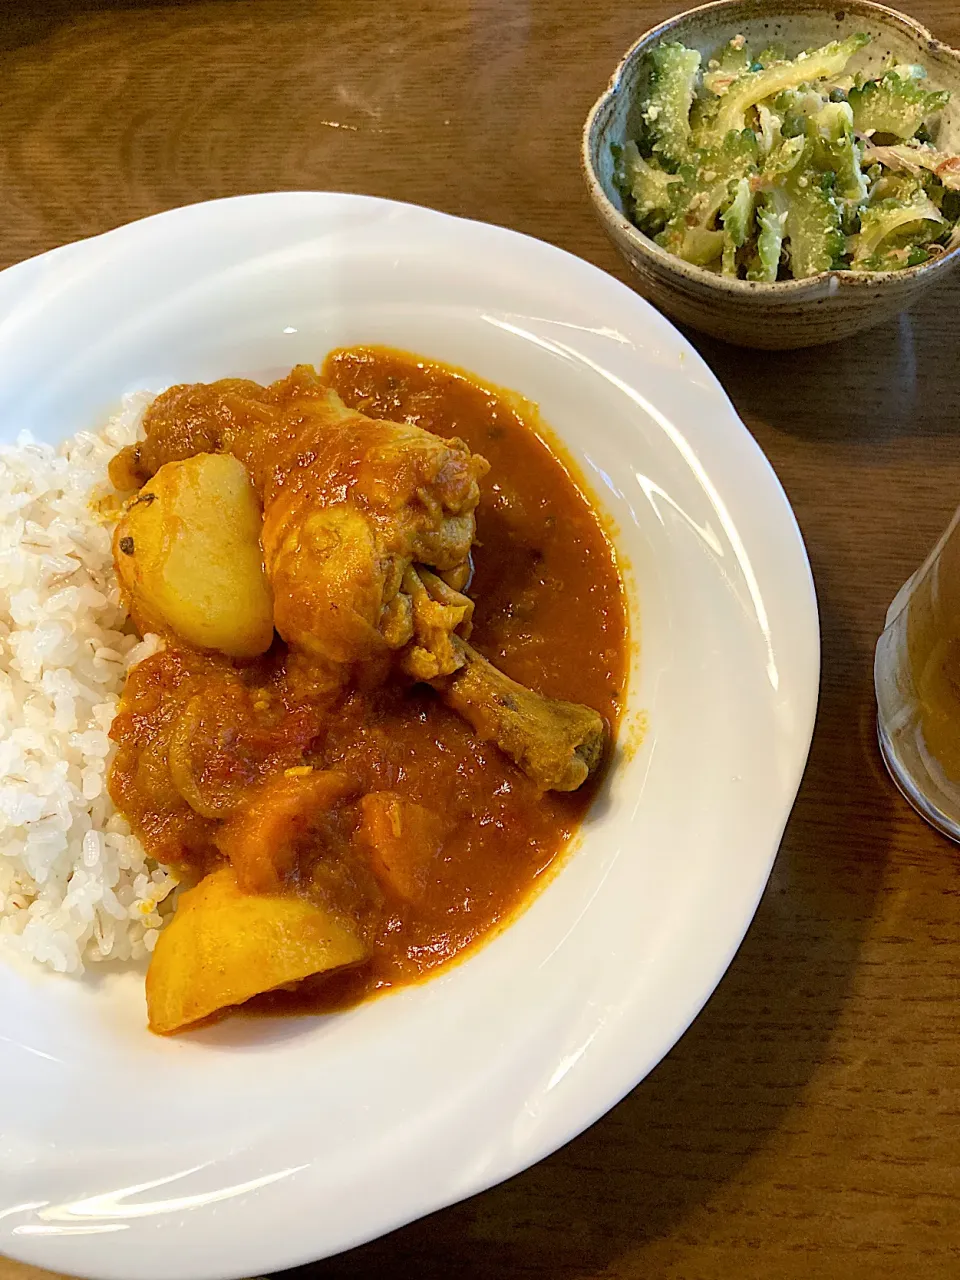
583, 0, 960, 349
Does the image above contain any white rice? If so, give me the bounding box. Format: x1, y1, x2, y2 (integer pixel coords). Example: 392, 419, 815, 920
0, 394, 178, 974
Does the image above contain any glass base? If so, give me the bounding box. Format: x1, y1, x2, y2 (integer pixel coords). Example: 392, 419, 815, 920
877, 715, 960, 845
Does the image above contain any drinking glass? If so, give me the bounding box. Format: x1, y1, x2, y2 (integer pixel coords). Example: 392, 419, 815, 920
876, 506, 960, 841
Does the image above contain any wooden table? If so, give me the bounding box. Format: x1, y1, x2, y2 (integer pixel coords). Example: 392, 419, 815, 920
3, 1, 960, 1277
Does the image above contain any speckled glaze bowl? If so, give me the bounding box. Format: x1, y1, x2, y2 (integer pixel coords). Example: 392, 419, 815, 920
583, 0, 960, 349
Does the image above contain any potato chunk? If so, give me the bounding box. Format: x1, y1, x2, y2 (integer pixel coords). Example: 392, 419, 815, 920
215, 768, 359, 894
146, 866, 368, 1035
114, 452, 274, 658
358, 791, 448, 902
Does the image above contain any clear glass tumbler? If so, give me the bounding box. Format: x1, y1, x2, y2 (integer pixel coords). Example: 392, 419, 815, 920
876, 506, 960, 841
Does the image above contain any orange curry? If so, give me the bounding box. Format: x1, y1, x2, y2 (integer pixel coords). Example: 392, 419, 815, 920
107, 347, 627, 1032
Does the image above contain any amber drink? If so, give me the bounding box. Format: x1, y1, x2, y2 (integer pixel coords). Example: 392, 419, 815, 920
876, 507, 960, 839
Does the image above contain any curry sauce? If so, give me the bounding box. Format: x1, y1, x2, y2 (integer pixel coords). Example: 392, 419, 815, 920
109, 347, 628, 1023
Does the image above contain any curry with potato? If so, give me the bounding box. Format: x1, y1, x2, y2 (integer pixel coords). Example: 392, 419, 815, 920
106, 347, 628, 1033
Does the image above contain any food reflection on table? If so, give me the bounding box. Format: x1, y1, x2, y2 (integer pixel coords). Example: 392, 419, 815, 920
106, 347, 628, 1034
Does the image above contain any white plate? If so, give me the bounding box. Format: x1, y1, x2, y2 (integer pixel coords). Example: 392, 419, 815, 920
0, 193, 818, 1280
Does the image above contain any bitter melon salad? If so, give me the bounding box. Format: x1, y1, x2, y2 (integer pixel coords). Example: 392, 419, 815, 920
615, 32, 960, 280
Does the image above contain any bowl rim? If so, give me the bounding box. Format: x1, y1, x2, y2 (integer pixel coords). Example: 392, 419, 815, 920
582, 0, 960, 296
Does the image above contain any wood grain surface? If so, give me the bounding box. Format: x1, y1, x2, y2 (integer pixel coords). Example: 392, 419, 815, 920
2, 1, 960, 1277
